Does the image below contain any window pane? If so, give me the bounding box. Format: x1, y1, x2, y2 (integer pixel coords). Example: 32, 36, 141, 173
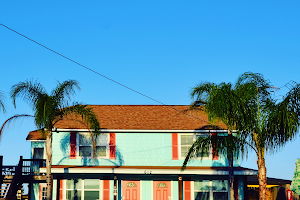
194, 180, 210, 191
197, 151, 209, 158
84, 179, 99, 189
213, 192, 228, 200
66, 190, 81, 200
96, 134, 108, 146
84, 191, 99, 200
41, 187, 47, 200
195, 192, 209, 200
195, 134, 210, 158
66, 179, 82, 189
33, 148, 44, 159
79, 134, 92, 145
181, 135, 193, 145
79, 146, 92, 157
196, 134, 209, 140
181, 146, 190, 156
96, 146, 106, 157
212, 180, 228, 191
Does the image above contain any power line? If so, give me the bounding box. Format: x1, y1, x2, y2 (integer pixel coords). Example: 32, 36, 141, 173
0, 23, 208, 123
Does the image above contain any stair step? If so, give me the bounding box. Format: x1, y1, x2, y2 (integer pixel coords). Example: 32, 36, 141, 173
0, 183, 10, 199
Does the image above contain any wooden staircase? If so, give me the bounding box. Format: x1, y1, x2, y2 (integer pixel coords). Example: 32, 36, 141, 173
0, 156, 46, 200
0, 182, 11, 199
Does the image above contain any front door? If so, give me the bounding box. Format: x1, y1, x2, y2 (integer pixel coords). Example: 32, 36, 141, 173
153, 181, 171, 200
123, 181, 140, 200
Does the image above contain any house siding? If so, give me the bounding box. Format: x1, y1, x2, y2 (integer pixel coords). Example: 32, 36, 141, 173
49, 132, 240, 167
142, 180, 152, 200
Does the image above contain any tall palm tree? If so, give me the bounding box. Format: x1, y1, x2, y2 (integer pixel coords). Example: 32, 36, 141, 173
182, 72, 300, 200
1, 80, 100, 200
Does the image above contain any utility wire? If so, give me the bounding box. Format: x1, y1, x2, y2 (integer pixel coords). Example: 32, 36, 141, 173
0, 23, 208, 123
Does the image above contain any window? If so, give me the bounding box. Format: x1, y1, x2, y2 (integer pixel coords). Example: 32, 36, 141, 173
41, 186, 47, 200
33, 148, 44, 159
39, 184, 47, 200
66, 179, 100, 200
180, 134, 210, 159
78, 133, 108, 158
194, 180, 228, 200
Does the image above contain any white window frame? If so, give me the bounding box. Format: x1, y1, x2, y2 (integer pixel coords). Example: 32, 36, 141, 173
178, 133, 212, 160
64, 179, 102, 200
77, 133, 109, 159
192, 180, 229, 200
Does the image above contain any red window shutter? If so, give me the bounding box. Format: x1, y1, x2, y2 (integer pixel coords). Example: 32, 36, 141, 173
234, 177, 239, 199
211, 133, 219, 160
109, 133, 116, 159
184, 181, 191, 200
59, 179, 63, 200
172, 133, 178, 160
103, 180, 110, 200
70, 132, 76, 159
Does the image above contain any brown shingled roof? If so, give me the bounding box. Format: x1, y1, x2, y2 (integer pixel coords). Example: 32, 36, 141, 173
26, 105, 227, 140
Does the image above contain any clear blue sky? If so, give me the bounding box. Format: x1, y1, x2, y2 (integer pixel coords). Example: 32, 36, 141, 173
0, 1, 300, 180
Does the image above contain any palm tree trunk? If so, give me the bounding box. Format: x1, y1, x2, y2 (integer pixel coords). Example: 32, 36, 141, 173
228, 131, 235, 200
46, 131, 52, 200
228, 154, 234, 200
257, 152, 267, 200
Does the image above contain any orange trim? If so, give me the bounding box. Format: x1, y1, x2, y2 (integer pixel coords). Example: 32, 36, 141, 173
211, 133, 219, 160
172, 133, 178, 160
103, 180, 110, 200
70, 132, 77, 159
234, 177, 239, 199
109, 133, 116, 159
184, 181, 191, 200
59, 180, 63, 200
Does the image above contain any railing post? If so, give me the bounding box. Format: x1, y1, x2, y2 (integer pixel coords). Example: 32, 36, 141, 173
0, 156, 3, 186
19, 156, 23, 174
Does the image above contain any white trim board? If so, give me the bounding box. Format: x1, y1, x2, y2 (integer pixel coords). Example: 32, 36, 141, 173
40, 167, 257, 176
54, 129, 230, 133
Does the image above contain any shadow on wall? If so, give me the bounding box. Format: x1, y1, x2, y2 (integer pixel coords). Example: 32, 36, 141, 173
57, 133, 124, 166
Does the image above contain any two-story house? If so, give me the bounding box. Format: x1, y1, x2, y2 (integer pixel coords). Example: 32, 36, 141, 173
26, 105, 257, 200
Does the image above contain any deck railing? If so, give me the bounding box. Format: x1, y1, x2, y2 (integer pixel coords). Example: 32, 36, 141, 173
1, 157, 46, 176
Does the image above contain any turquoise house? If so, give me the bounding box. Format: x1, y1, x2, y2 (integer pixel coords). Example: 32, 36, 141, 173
27, 105, 257, 200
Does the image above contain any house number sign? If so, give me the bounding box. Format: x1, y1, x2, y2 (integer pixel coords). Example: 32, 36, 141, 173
144, 170, 152, 174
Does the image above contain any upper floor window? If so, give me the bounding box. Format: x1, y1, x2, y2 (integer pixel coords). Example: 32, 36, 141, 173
78, 133, 109, 158
33, 147, 44, 159
179, 134, 210, 159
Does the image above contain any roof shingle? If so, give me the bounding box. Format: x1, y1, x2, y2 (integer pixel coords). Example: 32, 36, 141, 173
26, 105, 227, 140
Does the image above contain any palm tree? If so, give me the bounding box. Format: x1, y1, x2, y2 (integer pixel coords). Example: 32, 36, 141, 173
182, 72, 300, 200
1, 80, 100, 200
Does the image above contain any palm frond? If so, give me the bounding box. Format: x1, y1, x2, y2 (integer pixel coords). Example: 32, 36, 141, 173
0, 91, 6, 113
54, 103, 101, 135
181, 133, 251, 170
265, 83, 300, 151
51, 80, 80, 108
11, 80, 46, 108
0, 114, 34, 141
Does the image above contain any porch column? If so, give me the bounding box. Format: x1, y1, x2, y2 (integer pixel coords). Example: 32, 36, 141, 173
178, 176, 183, 200
118, 177, 122, 200
114, 175, 117, 200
